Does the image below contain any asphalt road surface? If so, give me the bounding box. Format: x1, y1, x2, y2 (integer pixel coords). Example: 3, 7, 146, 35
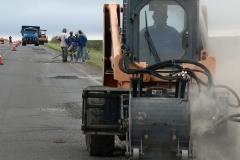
0, 43, 126, 160
0, 43, 239, 160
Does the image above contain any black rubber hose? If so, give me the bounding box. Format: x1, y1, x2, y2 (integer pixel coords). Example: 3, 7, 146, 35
121, 56, 213, 83
145, 62, 209, 87
118, 54, 128, 73
120, 55, 203, 88
124, 53, 131, 70
119, 55, 212, 90
146, 59, 213, 85
120, 55, 177, 76
184, 68, 201, 92
192, 69, 211, 78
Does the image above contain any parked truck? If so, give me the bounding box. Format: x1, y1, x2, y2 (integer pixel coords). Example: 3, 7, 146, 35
21, 25, 48, 46
21, 25, 40, 46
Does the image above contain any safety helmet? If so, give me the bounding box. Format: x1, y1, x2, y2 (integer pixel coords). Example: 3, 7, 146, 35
70, 31, 73, 34
62, 28, 67, 33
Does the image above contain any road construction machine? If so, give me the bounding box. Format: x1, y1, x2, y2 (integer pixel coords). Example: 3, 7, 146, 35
81, 0, 240, 159
39, 29, 48, 45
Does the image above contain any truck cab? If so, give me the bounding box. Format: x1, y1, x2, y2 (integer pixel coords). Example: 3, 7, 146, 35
21, 26, 40, 46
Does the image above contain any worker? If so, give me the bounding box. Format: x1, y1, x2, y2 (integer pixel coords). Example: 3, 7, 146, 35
58, 28, 68, 62
67, 31, 76, 61
139, 5, 184, 64
75, 29, 88, 63
9, 36, 12, 44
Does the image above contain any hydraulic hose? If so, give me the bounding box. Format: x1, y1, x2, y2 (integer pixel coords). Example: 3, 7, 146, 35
118, 54, 212, 91
214, 113, 240, 127
204, 113, 240, 135
230, 116, 240, 122
146, 59, 213, 86
213, 85, 240, 108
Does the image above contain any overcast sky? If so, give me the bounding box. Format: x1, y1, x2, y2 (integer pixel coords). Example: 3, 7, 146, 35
0, 0, 240, 41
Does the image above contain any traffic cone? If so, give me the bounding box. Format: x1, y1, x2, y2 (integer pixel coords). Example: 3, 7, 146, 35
12, 44, 17, 51
0, 54, 3, 65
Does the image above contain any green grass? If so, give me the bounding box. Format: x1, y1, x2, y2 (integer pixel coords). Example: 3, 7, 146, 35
45, 42, 62, 52
45, 41, 103, 68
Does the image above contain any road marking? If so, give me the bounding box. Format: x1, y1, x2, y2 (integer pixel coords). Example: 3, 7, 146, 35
2, 50, 11, 56
69, 63, 87, 74
69, 64, 102, 85
36, 108, 66, 112
41, 45, 102, 85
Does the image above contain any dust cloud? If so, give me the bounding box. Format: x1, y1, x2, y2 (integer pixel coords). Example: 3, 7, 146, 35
190, 36, 240, 160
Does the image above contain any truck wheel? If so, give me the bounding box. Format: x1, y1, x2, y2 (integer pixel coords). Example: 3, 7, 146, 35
35, 43, 39, 46
22, 43, 26, 46
86, 108, 115, 156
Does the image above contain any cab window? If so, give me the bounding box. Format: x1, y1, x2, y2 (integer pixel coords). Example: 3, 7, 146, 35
139, 1, 186, 65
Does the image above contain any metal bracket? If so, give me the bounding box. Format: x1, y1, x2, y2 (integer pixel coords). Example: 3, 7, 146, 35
133, 148, 140, 160
188, 142, 196, 159
130, 10, 136, 22
176, 139, 181, 158
172, 129, 176, 141
144, 129, 148, 139
140, 137, 144, 156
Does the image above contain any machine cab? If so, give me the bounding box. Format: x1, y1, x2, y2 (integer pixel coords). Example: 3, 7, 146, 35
123, 0, 200, 64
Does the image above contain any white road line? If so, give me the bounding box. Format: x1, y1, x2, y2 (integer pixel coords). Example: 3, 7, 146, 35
41, 46, 102, 85
70, 63, 88, 74
2, 50, 11, 56
70, 64, 102, 85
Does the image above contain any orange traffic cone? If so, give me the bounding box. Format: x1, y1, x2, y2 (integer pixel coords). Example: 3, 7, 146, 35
15, 43, 18, 47
0, 54, 3, 65
12, 44, 17, 51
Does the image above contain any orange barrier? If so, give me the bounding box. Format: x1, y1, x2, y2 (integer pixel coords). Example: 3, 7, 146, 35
12, 44, 17, 51
0, 54, 3, 65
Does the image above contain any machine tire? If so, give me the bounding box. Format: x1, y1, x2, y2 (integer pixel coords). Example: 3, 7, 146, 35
35, 42, 39, 46
22, 43, 26, 46
86, 108, 115, 156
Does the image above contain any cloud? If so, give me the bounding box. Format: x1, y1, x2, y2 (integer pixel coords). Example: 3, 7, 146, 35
0, 0, 123, 40
200, 0, 240, 35
1, 0, 240, 41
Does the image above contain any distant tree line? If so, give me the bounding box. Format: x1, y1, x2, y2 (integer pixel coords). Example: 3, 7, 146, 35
51, 36, 60, 43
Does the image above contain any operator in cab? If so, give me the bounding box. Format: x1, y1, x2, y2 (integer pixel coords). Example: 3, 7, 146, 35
139, 4, 184, 65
